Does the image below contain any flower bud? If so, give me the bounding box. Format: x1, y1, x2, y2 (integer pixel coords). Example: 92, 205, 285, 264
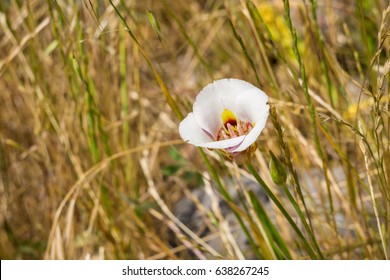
269, 151, 287, 185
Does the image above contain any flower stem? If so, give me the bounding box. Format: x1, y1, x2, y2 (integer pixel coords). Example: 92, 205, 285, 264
246, 162, 320, 259
280, 183, 325, 259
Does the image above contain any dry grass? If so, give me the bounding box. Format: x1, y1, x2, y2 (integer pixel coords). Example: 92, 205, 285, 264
0, 0, 389, 259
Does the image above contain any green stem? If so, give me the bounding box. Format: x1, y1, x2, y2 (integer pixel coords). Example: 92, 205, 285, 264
280, 183, 324, 259
246, 162, 320, 259
283, 0, 336, 250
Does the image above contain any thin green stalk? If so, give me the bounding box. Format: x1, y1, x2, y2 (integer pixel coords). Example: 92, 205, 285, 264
356, 0, 377, 93
280, 182, 324, 259
246, 162, 320, 259
119, 24, 129, 149
161, 0, 213, 79
119, 24, 134, 185
249, 190, 292, 259
245, 0, 279, 90
245, 0, 290, 66
270, 106, 324, 258
227, 17, 262, 87
309, 0, 335, 107
283, 0, 336, 236
109, 0, 183, 120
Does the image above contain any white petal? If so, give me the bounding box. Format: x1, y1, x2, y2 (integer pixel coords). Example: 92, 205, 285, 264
234, 88, 269, 123
193, 78, 257, 138
211, 78, 257, 109
230, 87, 269, 152
179, 113, 213, 145
197, 135, 246, 149
179, 113, 247, 149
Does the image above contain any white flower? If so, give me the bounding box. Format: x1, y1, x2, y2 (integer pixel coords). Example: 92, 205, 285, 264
179, 78, 269, 156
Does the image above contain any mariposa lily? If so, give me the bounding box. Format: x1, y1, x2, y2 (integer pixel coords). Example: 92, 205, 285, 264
179, 78, 269, 160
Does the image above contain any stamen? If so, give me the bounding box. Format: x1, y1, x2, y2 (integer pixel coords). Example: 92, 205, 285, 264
216, 110, 254, 142
237, 122, 244, 135
227, 123, 237, 138
222, 130, 229, 140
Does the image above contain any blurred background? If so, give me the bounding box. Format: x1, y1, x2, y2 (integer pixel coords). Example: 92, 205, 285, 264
0, 0, 389, 259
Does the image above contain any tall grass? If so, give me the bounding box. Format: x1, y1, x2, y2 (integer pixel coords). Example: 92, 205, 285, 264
0, 0, 388, 259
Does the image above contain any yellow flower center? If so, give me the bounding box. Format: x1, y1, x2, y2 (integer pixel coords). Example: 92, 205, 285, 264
221, 108, 237, 129
217, 108, 253, 141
